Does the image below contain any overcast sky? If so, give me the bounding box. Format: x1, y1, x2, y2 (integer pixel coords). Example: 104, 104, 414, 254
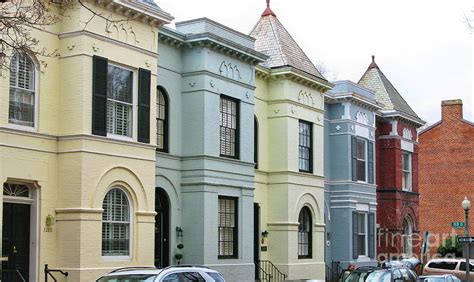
157, 0, 473, 125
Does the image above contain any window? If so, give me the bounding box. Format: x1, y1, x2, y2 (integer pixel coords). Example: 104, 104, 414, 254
356, 139, 366, 181
106, 65, 133, 137
254, 116, 258, 169
426, 261, 458, 270
402, 152, 412, 191
102, 188, 130, 256
352, 137, 374, 183
299, 120, 312, 172
298, 207, 312, 258
403, 217, 413, 256
220, 96, 239, 158
218, 197, 238, 258
162, 272, 205, 282
9, 52, 36, 127
357, 213, 367, 256
157, 87, 168, 152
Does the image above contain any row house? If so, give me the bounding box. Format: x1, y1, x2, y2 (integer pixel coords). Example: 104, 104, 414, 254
0, 0, 173, 281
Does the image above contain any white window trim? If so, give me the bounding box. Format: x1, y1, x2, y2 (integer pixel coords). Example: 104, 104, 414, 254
101, 186, 133, 261
402, 152, 412, 191
356, 212, 369, 258
356, 138, 368, 183
105, 63, 137, 142
8, 53, 40, 132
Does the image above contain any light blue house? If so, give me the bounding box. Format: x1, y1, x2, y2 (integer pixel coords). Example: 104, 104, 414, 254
154, 18, 266, 281
324, 81, 382, 271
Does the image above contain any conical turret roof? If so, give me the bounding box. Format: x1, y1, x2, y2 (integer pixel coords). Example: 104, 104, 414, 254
249, 2, 325, 80
358, 56, 421, 121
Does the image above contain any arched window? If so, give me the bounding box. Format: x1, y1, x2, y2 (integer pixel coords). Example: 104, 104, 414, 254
403, 216, 413, 257
102, 188, 130, 256
298, 206, 312, 258
157, 87, 168, 152
254, 116, 258, 169
9, 52, 36, 127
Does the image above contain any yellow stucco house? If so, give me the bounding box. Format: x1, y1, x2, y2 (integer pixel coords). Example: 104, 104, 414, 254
0, 1, 172, 280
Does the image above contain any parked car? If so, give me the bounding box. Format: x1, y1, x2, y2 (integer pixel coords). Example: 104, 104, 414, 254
423, 258, 474, 281
96, 265, 225, 282
344, 266, 417, 282
418, 274, 461, 282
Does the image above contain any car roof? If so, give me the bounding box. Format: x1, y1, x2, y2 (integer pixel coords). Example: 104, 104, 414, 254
103, 266, 219, 277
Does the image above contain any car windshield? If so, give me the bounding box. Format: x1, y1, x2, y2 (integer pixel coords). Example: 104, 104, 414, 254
345, 270, 391, 282
207, 272, 225, 282
97, 274, 156, 282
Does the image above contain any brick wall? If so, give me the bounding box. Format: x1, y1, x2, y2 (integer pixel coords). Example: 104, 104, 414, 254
419, 99, 474, 256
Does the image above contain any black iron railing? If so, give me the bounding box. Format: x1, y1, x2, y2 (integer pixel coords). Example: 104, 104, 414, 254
256, 260, 287, 281
326, 261, 343, 282
44, 264, 68, 282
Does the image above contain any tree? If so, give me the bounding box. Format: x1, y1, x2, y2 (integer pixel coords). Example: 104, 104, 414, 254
437, 235, 463, 257
0, 0, 60, 71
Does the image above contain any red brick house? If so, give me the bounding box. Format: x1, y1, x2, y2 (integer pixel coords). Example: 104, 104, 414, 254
358, 56, 425, 260
419, 100, 474, 256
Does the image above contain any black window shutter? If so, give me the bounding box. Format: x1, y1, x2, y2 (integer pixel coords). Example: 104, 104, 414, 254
368, 141, 374, 184
351, 136, 357, 181
138, 68, 151, 143
353, 211, 358, 259
92, 56, 108, 136
369, 212, 375, 258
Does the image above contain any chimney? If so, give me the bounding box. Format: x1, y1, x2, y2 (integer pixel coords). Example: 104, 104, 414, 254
441, 99, 463, 121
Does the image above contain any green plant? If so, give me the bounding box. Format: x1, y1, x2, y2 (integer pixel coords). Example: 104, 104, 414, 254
437, 235, 463, 257
177, 243, 184, 249
174, 253, 183, 260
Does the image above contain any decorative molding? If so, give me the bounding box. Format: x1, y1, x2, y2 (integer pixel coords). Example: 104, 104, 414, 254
335, 125, 341, 131
356, 111, 369, 125
188, 82, 196, 87
402, 128, 413, 140
297, 90, 315, 106
219, 60, 243, 81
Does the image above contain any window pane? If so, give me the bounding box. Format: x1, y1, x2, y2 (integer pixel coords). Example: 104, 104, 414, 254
9, 53, 35, 127
102, 188, 130, 256
298, 207, 312, 258
218, 197, 237, 257
299, 121, 312, 172
157, 90, 167, 150
106, 65, 133, 137
220, 96, 238, 158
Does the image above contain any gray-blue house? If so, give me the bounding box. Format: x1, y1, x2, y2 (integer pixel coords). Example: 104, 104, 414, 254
154, 18, 266, 281
324, 81, 382, 270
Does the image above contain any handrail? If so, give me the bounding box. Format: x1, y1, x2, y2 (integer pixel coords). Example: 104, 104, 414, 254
2, 268, 26, 282
255, 262, 272, 281
258, 260, 287, 281
44, 264, 68, 282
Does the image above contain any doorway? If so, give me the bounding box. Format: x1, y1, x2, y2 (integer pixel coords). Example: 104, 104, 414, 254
155, 188, 170, 268
253, 203, 260, 280
2, 202, 31, 281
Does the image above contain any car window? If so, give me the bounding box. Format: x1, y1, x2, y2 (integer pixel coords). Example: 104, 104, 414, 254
162, 272, 205, 282
392, 269, 403, 281
206, 272, 225, 282
97, 274, 157, 282
419, 278, 445, 282
345, 270, 390, 282
459, 262, 474, 271
427, 261, 458, 270
398, 268, 414, 281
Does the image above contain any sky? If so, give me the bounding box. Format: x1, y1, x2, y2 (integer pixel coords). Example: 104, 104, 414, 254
157, 0, 473, 125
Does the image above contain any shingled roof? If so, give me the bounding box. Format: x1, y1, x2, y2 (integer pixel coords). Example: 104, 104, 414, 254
358, 56, 422, 121
249, 2, 326, 81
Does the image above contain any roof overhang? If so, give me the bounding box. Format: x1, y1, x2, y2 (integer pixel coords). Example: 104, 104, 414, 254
96, 0, 174, 27
325, 92, 383, 112
256, 65, 333, 92
377, 109, 426, 127
159, 27, 267, 65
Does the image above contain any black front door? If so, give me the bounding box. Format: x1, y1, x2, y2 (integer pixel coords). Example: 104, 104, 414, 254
254, 203, 260, 280
2, 202, 30, 282
155, 188, 170, 268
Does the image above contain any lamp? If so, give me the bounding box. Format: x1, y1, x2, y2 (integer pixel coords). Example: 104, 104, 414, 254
463, 196, 471, 211
176, 226, 183, 237
462, 196, 471, 282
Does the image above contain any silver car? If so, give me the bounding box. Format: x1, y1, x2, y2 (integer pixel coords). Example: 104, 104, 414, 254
418, 274, 461, 282
96, 265, 225, 282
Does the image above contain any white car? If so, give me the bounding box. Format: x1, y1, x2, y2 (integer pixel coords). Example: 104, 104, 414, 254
96, 265, 225, 282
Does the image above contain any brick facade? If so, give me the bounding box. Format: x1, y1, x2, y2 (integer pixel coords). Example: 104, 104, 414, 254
376, 119, 421, 260
419, 100, 474, 256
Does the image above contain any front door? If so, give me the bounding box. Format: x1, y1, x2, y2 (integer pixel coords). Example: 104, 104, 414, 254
2, 202, 30, 281
254, 203, 260, 280
155, 188, 170, 268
